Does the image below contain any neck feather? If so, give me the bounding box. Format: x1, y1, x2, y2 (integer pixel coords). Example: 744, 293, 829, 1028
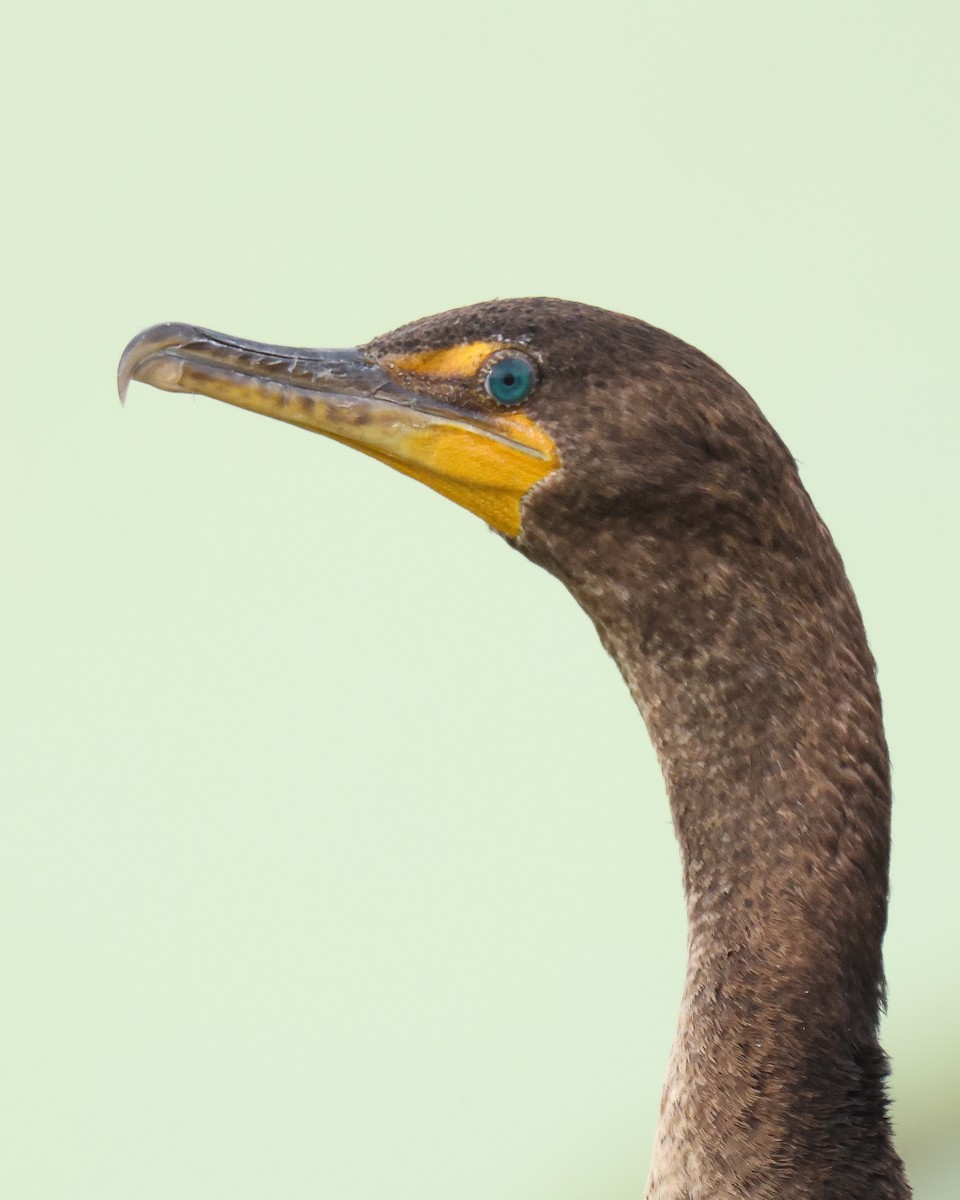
522, 474, 910, 1198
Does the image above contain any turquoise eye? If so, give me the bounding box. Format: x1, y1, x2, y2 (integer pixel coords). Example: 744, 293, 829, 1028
484, 354, 536, 405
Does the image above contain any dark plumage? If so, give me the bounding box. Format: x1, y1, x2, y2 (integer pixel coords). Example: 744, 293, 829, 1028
120, 298, 911, 1198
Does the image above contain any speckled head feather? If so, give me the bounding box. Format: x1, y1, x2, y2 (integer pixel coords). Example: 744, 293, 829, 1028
369, 298, 795, 530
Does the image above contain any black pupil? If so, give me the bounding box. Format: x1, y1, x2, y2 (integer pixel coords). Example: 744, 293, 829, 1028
502, 372, 515, 386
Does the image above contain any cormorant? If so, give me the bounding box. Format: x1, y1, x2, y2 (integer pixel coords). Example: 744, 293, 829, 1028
119, 298, 911, 1199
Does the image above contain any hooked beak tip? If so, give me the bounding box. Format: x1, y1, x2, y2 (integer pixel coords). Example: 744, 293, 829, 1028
117, 322, 202, 407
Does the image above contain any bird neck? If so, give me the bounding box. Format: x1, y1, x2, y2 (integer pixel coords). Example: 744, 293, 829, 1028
523, 481, 910, 1198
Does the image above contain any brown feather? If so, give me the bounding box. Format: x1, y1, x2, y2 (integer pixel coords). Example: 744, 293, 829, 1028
373, 299, 910, 1198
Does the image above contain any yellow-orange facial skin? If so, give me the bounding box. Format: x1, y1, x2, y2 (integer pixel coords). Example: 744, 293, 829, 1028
364, 408, 558, 537
375, 340, 558, 535
383, 341, 504, 380
118, 328, 560, 538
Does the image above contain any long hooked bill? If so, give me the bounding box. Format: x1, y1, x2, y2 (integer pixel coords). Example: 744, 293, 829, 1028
118, 323, 559, 536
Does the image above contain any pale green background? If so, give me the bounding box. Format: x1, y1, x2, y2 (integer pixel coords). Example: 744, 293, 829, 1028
2, 2, 957, 1197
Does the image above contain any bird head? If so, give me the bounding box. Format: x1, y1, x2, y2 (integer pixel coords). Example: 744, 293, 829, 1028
119, 298, 793, 570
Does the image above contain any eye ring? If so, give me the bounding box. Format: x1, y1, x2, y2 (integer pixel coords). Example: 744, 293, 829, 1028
482, 352, 537, 406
